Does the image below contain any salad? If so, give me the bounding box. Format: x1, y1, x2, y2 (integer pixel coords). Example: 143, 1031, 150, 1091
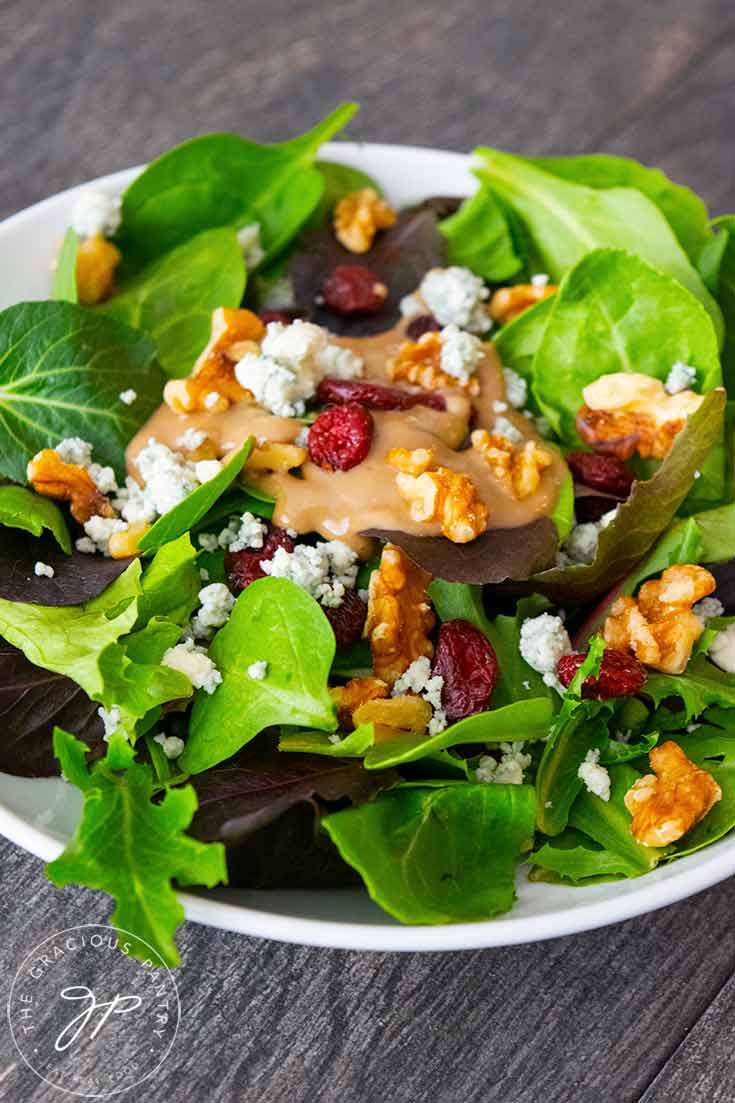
2, 101, 735, 965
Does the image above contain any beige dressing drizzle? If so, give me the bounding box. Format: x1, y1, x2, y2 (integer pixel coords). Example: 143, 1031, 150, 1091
126, 318, 566, 557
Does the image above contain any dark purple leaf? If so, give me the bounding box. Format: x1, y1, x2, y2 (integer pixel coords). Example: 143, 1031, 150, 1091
361, 518, 558, 584
0, 529, 132, 606
0, 643, 104, 776
289, 204, 447, 336
573, 482, 628, 523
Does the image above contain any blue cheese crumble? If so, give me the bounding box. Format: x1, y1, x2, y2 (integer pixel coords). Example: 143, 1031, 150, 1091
519, 613, 572, 687
261, 539, 358, 607
476, 743, 532, 784
154, 733, 186, 759
33, 561, 55, 578
247, 661, 268, 680
161, 638, 222, 694
71, 189, 121, 238
577, 748, 611, 801
665, 361, 697, 395
418, 267, 492, 334
391, 656, 447, 735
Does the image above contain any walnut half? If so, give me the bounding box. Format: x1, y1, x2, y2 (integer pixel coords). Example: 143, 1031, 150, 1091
471, 430, 552, 500
27, 449, 114, 524
387, 446, 489, 544
164, 307, 265, 414
334, 188, 397, 254
363, 543, 435, 686
625, 741, 721, 847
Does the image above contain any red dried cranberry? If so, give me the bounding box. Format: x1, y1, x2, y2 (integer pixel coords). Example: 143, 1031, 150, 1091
316, 376, 446, 412
405, 313, 441, 340
431, 619, 499, 722
308, 402, 374, 471
322, 265, 388, 315
322, 589, 367, 649
224, 524, 295, 593
566, 451, 635, 497
556, 649, 647, 699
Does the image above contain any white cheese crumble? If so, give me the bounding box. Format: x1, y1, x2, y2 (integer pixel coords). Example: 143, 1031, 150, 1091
234, 320, 363, 418
558, 508, 618, 567
190, 583, 235, 640
119, 389, 137, 406
71, 189, 122, 239
709, 624, 735, 674
247, 660, 268, 680
476, 743, 532, 785
531, 273, 550, 288
492, 400, 508, 413
502, 367, 527, 409
199, 511, 268, 554
391, 656, 447, 735
193, 459, 223, 483
577, 748, 611, 801
439, 324, 485, 383
161, 638, 222, 694
204, 391, 222, 409
294, 425, 310, 449
76, 516, 128, 556
153, 733, 186, 759
33, 561, 55, 578
693, 596, 725, 626
493, 415, 523, 445
177, 427, 208, 451
98, 704, 122, 741
328, 733, 343, 745
261, 539, 358, 607
262, 276, 295, 310
419, 267, 492, 334
112, 437, 224, 529
236, 222, 265, 269
665, 361, 697, 395
55, 437, 93, 466
399, 292, 424, 318
519, 613, 572, 678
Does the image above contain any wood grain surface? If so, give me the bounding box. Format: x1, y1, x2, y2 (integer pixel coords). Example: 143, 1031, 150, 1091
2, 2, 735, 1100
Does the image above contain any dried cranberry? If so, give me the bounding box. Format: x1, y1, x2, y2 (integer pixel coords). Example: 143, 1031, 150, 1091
431, 619, 499, 722
566, 451, 635, 497
308, 402, 374, 471
322, 265, 388, 315
316, 376, 446, 412
556, 649, 647, 699
224, 524, 295, 593
405, 313, 441, 340
323, 589, 367, 649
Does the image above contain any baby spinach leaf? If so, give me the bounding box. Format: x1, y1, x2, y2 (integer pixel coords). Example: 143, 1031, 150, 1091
117, 104, 357, 273
439, 183, 524, 281
700, 216, 735, 393
323, 783, 536, 923
536, 639, 611, 835
136, 533, 200, 627
0, 528, 132, 606
0, 485, 71, 553
0, 643, 102, 777
183, 578, 337, 774
0, 301, 164, 483
279, 698, 554, 769
474, 149, 723, 339
530, 153, 712, 263
47, 729, 227, 967
492, 294, 555, 386
531, 249, 722, 442
99, 229, 246, 378
138, 439, 253, 554
530, 389, 726, 602
51, 228, 78, 303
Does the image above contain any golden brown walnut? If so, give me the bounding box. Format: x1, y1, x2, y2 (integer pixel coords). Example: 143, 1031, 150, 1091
27, 449, 114, 524
245, 441, 307, 474
330, 676, 390, 729
387, 447, 489, 544
107, 522, 151, 559
75, 234, 122, 305
576, 372, 704, 461
624, 741, 721, 847
163, 307, 265, 415
603, 564, 716, 674
333, 188, 397, 253
389, 332, 481, 396
363, 543, 435, 685
488, 281, 557, 324
352, 694, 432, 734
471, 430, 552, 500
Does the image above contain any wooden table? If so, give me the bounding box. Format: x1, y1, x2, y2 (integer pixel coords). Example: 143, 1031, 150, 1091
2, 2, 734, 1099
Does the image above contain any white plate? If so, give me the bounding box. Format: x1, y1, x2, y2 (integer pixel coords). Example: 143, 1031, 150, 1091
1, 141, 734, 951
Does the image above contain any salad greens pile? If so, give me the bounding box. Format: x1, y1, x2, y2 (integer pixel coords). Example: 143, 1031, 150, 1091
1, 104, 735, 966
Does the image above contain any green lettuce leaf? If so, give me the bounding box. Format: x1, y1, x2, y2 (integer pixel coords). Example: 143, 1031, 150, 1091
662, 714, 735, 856
644, 655, 735, 720
47, 729, 226, 966
699, 216, 735, 393
136, 533, 200, 627
117, 104, 357, 273
138, 439, 252, 554
182, 578, 337, 774
474, 148, 723, 339
529, 153, 711, 263
51, 228, 78, 303
100, 228, 246, 378
530, 388, 726, 602
323, 783, 536, 923
279, 698, 554, 769
439, 183, 524, 281
0, 485, 71, 553
492, 294, 555, 389
0, 301, 164, 483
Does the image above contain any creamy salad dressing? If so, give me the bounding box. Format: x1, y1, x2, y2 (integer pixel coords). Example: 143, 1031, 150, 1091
126, 319, 567, 556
